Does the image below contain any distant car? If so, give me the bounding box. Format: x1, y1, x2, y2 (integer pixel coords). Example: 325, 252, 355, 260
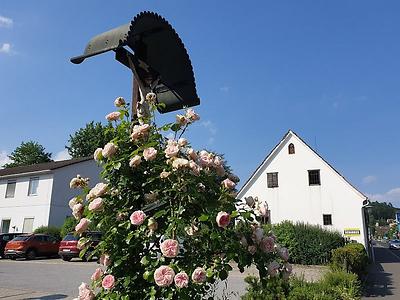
58, 231, 102, 262
0, 233, 25, 258
4, 234, 60, 260
389, 240, 400, 250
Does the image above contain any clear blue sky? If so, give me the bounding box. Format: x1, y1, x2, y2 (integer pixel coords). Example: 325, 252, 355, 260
1, 1, 400, 206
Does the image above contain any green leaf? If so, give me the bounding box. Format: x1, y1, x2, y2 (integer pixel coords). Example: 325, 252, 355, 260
153, 209, 167, 218
219, 270, 228, 280
230, 210, 239, 218
198, 214, 209, 222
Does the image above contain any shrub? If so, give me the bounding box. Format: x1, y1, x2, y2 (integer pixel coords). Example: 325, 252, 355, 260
60, 216, 78, 238
331, 243, 369, 278
33, 226, 61, 240
241, 276, 290, 300
267, 221, 345, 265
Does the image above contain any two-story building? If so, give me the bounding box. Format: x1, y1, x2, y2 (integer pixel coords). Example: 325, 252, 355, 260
238, 130, 369, 247
0, 158, 100, 233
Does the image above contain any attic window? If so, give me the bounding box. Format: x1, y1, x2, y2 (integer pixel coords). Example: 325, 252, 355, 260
288, 143, 295, 154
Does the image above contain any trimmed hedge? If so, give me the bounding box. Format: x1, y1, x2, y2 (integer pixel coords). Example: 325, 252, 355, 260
33, 226, 61, 240
331, 243, 369, 278
265, 221, 345, 265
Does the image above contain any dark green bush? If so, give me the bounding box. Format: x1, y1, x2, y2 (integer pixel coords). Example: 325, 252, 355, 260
241, 276, 290, 300
331, 243, 369, 278
60, 216, 78, 238
33, 226, 61, 240
266, 221, 345, 265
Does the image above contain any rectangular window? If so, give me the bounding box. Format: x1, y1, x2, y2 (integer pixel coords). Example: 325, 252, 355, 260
323, 214, 332, 226
267, 172, 279, 188
308, 170, 321, 185
28, 177, 39, 196
22, 218, 34, 233
1, 219, 11, 233
5, 180, 16, 198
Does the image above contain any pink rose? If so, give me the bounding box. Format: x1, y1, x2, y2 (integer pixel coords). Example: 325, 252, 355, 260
213, 156, 223, 167
69, 197, 79, 209
78, 282, 95, 300
91, 268, 104, 281
198, 150, 213, 167
72, 203, 84, 220
171, 158, 190, 169
102, 142, 117, 158
267, 261, 280, 277
88, 197, 104, 212
114, 96, 126, 107
130, 210, 146, 225
93, 148, 103, 161
191, 267, 206, 284
178, 138, 188, 147
143, 147, 157, 161
279, 247, 289, 261
105, 111, 121, 122
154, 265, 175, 287
99, 254, 111, 267
129, 155, 142, 168
253, 227, 264, 243
216, 211, 230, 228
165, 143, 180, 158
222, 178, 236, 190
160, 239, 180, 258
186, 108, 200, 122
260, 237, 275, 253
75, 218, 90, 235
189, 161, 201, 176
187, 148, 198, 161
102, 274, 115, 290
130, 124, 150, 141
174, 271, 189, 288
176, 114, 187, 126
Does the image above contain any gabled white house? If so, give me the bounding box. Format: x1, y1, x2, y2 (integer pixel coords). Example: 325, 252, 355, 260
238, 130, 369, 247
0, 158, 101, 234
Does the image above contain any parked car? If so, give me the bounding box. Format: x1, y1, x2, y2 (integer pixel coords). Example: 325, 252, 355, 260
4, 234, 60, 260
389, 239, 400, 250
0, 233, 25, 258
58, 231, 102, 262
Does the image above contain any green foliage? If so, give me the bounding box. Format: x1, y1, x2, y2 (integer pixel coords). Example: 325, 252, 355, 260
331, 243, 369, 278
33, 226, 61, 240
241, 276, 290, 300
268, 221, 345, 265
4, 141, 52, 168
66, 121, 114, 158
60, 217, 78, 238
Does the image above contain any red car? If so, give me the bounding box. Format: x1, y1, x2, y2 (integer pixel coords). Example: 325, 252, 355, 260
58, 231, 102, 261
4, 234, 60, 260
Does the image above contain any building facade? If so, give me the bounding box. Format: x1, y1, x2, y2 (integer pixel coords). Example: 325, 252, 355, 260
0, 158, 101, 233
238, 130, 368, 247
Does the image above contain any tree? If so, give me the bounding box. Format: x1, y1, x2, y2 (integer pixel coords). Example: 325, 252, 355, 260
66, 121, 114, 158
4, 141, 52, 168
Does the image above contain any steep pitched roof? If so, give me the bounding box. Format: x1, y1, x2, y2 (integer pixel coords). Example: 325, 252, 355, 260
0, 157, 92, 178
238, 130, 367, 200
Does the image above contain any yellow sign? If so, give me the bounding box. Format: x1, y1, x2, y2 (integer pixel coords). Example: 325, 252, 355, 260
344, 228, 361, 236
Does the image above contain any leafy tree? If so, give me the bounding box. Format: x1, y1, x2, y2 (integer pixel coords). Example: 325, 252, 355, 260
66, 121, 114, 158
4, 141, 52, 168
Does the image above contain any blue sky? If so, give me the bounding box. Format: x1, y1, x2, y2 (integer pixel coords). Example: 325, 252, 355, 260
1, 1, 400, 206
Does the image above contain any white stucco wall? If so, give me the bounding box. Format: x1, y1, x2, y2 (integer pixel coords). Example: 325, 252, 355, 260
0, 172, 54, 233
238, 132, 367, 247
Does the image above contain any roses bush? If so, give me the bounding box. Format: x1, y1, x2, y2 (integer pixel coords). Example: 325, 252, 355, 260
70, 96, 292, 299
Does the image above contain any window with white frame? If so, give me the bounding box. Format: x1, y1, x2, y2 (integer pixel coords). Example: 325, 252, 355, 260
28, 177, 39, 196
5, 180, 16, 198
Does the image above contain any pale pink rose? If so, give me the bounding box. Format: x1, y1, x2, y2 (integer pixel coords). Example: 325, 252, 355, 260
88, 197, 104, 212
253, 227, 264, 243
216, 211, 230, 228
145, 92, 157, 103
78, 282, 94, 300
129, 155, 142, 168
69, 197, 79, 209
154, 265, 175, 287
189, 161, 201, 176
267, 261, 280, 277
222, 178, 236, 190
100, 254, 111, 267
260, 237, 275, 253
174, 272, 189, 288
279, 247, 289, 261
91, 268, 104, 281
93, 148, 103, 161
102, 142, 118, 158
191, 267, 206, 284
130, 210, 146, 225
160, 239, 180, 258
165, 143, 180, 158
102, 274, 115, 290
259, 202, 269, 217
75, 218, 90, 235
213, 156, 223, 167
106, 111, 121, 122
198, 151, 213, 167
130, 124, 151, 141
114, 96, 126, 107
187, 148, 198, 161
143, 147, 157, 161
172, 158, 189, 169
186, 108, 200, 122
160, 171, 171, 179
86, 183, 108, 201
178, 138, 188, 147
248, 245, 257, 255
70, 175, 89, 189
176, 114, 187, 126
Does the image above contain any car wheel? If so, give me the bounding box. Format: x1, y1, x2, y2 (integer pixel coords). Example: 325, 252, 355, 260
62, 256, 72, 262
26, 249, 36, 260
82, 251, 92, 262
10, 257, 16, 260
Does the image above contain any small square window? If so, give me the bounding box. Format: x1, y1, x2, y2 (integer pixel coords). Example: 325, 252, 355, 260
5, 180, 16, 198
308, 170, 321, 185
28, 177, 39, 196
267, 172, 278, 188
323, 214, 332, 226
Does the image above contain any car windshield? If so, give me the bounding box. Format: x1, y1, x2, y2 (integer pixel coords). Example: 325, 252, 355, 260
63, 234, 79, 241
12, 236, 31, 241
392, 240, 400, 243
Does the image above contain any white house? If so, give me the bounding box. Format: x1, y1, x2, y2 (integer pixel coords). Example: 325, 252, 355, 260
0, 158, 101, 234
237, 130, 369, 247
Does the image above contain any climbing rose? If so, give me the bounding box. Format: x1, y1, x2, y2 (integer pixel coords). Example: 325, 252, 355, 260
216, 211, 230, 228
191, 267, 206, 283
72, 203, 84, 220
105, 111, 121, 122
75, 218, 90, 235
143, 147, 157, 161
154, 266, 175, 287
114, 96, 125, 107
88, 197, 104, 212
222, 178, 236, 190
267, 261, 280, 277
69, 197, 79, 209
91, 268, 104, 281
160, 239, 179, 258
174, 272, 189, 288
279, 247, 289, 261
165, 143, 180, 158
178, 138, 187, 147
172, 158, 190, 169
130, 210, 146, 225
176, 114, 187, 125
87, 182, 108, 201
93, 148, 103, 161
129, 155, 142, 168
100, 254, 111, 267
260, 237, 275, 253
187, 148, 197, 161
186, 108, 200, 122
102, 142, 117, 158
102, 274, 115, 290
78, 282, 94, 300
